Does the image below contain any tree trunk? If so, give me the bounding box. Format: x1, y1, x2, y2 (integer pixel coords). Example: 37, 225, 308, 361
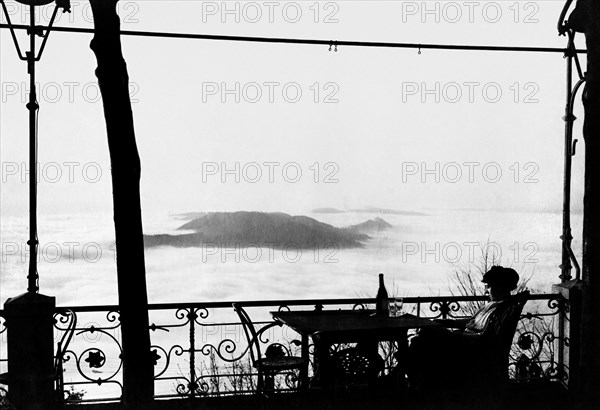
89, 0, 153, 406
570, 0, 600, 404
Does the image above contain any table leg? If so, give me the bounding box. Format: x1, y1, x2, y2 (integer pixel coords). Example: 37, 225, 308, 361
391, 330, 410, 386
310, 333, 332, 388
300, 334, 309, 391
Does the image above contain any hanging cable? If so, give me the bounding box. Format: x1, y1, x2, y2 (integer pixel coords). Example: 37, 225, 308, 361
0, 22, 588, 55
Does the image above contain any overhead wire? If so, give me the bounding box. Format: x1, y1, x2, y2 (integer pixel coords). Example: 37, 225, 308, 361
0, 22, 587, 55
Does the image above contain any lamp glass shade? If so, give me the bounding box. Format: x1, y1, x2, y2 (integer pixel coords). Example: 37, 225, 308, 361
15, 0, 55, 5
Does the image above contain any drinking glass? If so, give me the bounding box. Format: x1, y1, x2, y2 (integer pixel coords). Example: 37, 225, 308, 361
388, 298, 397, 316
393, 297, 404, 316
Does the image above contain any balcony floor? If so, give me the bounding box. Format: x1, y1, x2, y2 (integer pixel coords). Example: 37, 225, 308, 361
71, 381, 571, 410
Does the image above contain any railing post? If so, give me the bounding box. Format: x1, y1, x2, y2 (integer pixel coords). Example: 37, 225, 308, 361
189, 309, 197, 399
564, 0, 600, 403
4, 292, 56, 409
553, 282, 581, 390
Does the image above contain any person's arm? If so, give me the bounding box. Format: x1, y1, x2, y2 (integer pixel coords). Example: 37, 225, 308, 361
432, 318, 470, 329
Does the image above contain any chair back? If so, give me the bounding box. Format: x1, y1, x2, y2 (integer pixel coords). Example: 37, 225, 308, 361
232, 303, 262, 366
480, 290, 529, 381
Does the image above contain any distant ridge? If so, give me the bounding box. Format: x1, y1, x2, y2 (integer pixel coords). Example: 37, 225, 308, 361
345, 217, 393, 234
144, 211, 390, 249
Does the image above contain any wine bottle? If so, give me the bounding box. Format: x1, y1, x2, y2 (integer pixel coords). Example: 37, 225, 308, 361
375, 273, 389, 316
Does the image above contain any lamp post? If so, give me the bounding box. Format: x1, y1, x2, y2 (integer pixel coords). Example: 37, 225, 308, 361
1, 0, 70, 293
1, 1, 69, 408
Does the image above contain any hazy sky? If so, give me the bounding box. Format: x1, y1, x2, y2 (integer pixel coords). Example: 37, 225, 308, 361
0, 0, 588, 218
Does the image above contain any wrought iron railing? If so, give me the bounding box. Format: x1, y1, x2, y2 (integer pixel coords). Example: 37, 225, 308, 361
0, 293, 568, 403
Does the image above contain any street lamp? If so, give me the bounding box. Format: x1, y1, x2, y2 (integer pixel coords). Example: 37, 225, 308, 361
1, 1, 70, 407
1, 0, 70, 293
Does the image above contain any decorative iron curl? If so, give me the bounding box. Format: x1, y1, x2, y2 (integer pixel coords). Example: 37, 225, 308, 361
428, 300, 461, 319
547, 297, 567, 314
519, 298, 567, 322
514, 330, 556, 361
73, 310, 120, 332
193, 308, 210, 325
174, 345, 186, 358
54, 309, 120, 334
153, 375, 193, 397
278, 305, 291, 312
199, 339, 247, 362
152, 344, 185, 378
175, 308, 193, 323
54, 308, 77, 366
353, 303, 367, 310
194, 378, 210, 395
176, 383, 187, 395
104, 310, 121, 330
543, 362, 569, 380
53, 309, 77, 332
284, 371, 299, 389
259, 331, 271, 345
174, 378, 193, 396
543, 332, 557, 344
62, 328, 123, 385
152, 308, 195, 331
257, 321, 281, 345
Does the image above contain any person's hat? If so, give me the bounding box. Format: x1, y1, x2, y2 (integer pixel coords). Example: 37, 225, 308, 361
482, 266, 519, 291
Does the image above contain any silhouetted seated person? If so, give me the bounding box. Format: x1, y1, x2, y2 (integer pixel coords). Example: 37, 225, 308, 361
405, 266, 525, 392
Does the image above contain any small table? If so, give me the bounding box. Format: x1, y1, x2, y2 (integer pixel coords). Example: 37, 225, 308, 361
271, 310, 441, 387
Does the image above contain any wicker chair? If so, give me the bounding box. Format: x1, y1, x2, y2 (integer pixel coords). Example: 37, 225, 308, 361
232, 303, 307, 395
406, 291, 530, 393
471, 290, 530, 385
